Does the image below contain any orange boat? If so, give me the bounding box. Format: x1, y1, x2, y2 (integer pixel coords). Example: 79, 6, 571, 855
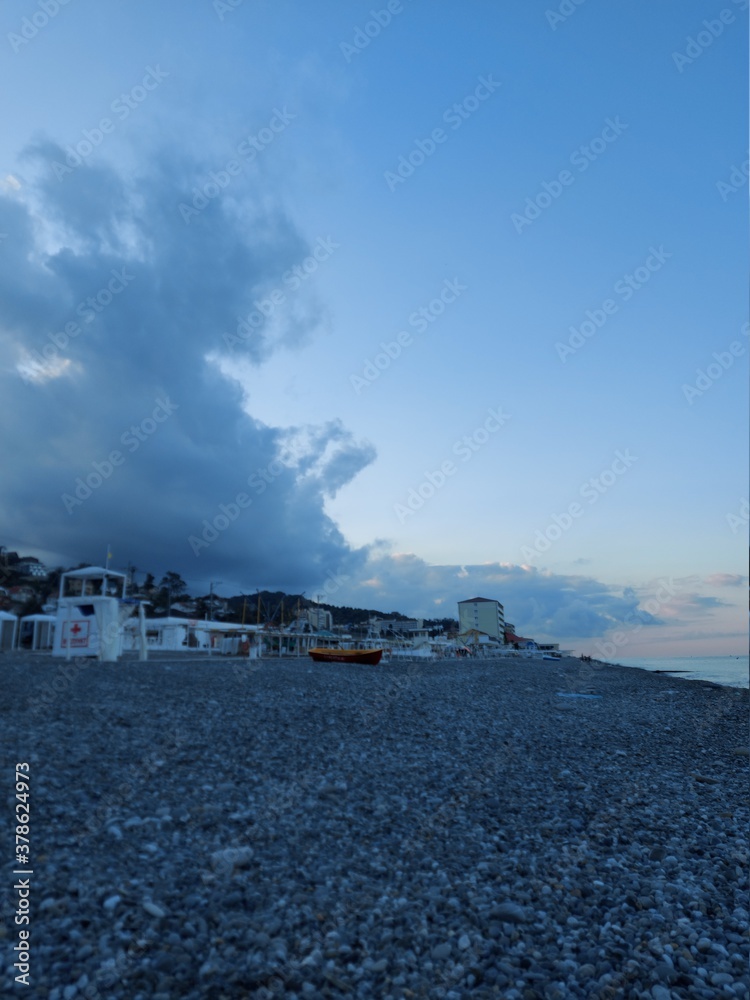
308, 646, 383, 665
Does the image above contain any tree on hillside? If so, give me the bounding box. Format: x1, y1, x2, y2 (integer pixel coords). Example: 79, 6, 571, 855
160, 571, 187, 594
158, 571, 188, 614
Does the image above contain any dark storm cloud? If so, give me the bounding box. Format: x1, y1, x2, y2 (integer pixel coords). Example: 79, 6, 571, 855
0, 144, 373, 593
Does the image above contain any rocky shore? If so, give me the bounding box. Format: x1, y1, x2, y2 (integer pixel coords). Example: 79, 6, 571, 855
1, 652, 748, 999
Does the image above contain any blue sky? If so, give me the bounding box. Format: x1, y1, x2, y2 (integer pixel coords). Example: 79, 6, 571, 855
0, 0, 746, 656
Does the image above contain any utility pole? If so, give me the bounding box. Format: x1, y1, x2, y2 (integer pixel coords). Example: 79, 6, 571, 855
208, 580, 222, 656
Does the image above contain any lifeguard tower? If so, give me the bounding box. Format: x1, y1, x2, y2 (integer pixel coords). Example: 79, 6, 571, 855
53, 567, 140, 661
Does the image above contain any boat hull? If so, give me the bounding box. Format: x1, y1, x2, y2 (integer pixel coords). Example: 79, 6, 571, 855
309, 647, 383, 665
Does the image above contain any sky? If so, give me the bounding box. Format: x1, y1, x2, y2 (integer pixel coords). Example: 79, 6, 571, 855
0, 0, 747, 658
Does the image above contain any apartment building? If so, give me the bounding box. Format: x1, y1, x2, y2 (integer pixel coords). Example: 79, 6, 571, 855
457, 597, 505, 641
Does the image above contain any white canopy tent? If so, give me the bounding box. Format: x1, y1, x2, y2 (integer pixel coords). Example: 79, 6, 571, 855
19, 614, 56, 651
0, 610, 18, 651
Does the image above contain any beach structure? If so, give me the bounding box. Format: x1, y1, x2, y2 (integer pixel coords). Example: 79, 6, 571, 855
504, 630, 538, 650
120, 617, 335, 658
52, 567, 139, 661
19, 613, 56, 651
122, 617, 267, 656
457, 628, 505, 657
457, 597, 505, 641
0, 610, 18, 651
365, 617, 435, 657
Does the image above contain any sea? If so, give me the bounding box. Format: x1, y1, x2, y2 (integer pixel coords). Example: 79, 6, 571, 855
612, 655, 749, 690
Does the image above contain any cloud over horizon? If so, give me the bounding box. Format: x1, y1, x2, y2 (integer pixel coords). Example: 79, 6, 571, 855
333, 554, 664, 640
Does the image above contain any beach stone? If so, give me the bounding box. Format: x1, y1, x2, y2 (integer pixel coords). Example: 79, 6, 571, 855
210, 847, 253, 872
1, 653, 746, 999
711, 973, 735, 987
493, 902, 526, 923
653, 961, 679, 983
651, 987, 672, 1000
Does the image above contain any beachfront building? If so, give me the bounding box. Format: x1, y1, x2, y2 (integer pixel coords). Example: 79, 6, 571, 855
307, 607, 333, 631
458, 597, 505, 641
505, 632, 537, 650
457, 628, 504, 657
368, 618, 429, 640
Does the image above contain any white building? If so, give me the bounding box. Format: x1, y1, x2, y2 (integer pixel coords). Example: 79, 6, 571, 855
368, 618, 427, 638
457, 597, 505, 641
307, 607, 333, 631
17, 559, 48, 578
122, 617, 265, 657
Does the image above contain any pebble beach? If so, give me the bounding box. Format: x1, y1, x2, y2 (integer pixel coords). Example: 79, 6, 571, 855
2, 652, 748, 1000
